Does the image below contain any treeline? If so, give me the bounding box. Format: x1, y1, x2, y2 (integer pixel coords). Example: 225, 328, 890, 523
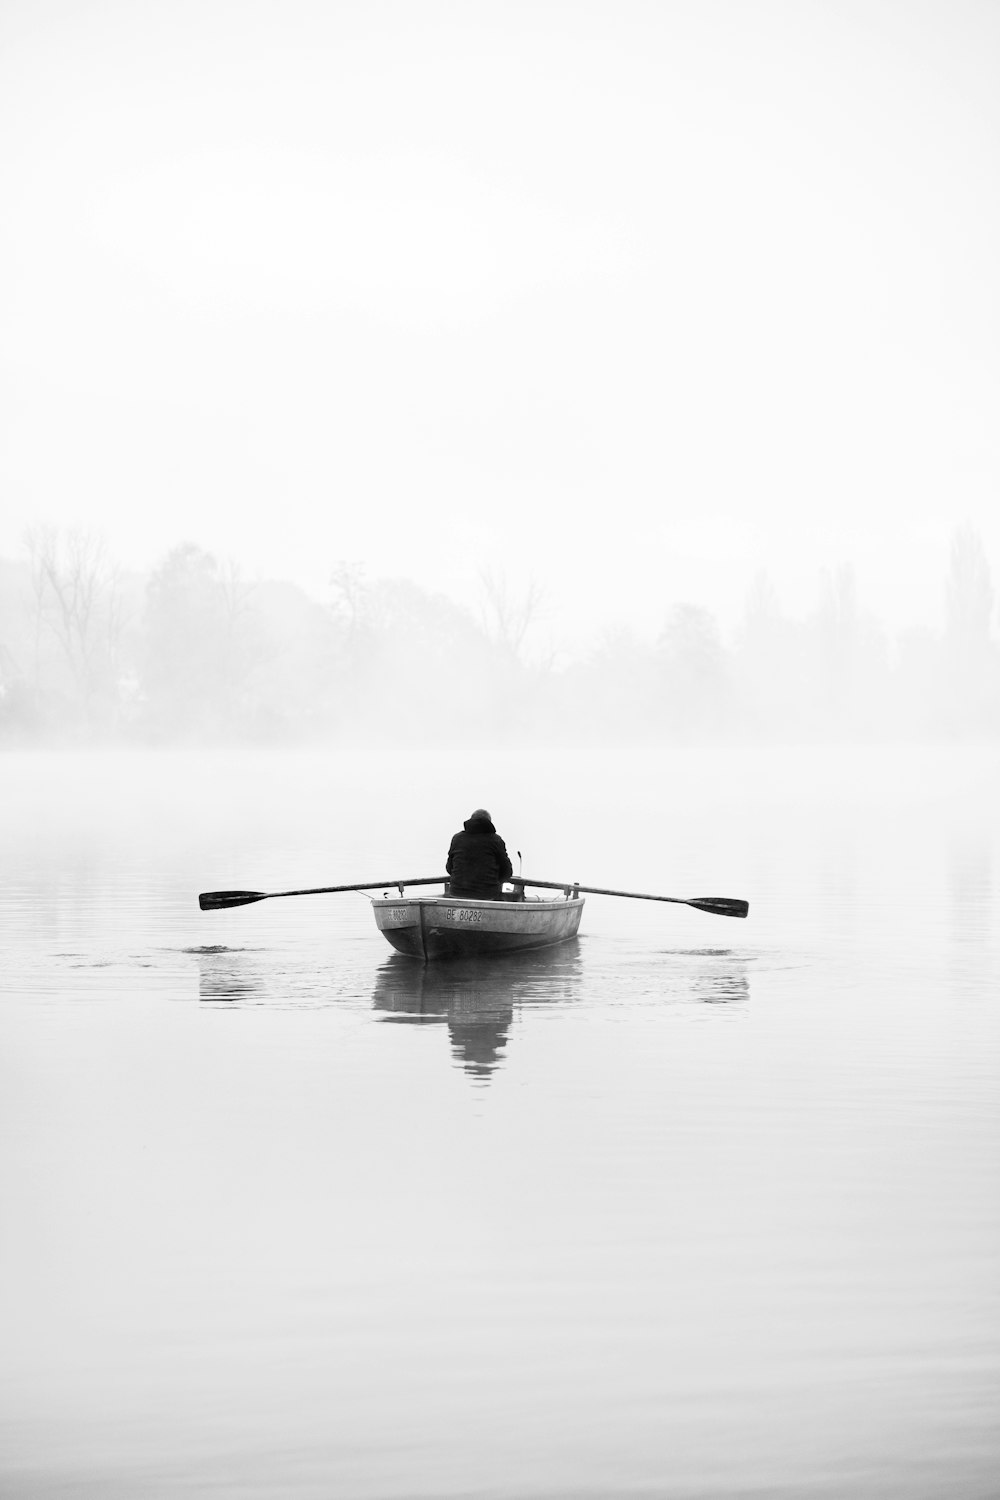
1, 526, 997, 745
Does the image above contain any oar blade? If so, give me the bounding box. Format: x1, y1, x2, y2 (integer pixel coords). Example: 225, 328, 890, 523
198, 890, 268, 911
688, 896, 749, 919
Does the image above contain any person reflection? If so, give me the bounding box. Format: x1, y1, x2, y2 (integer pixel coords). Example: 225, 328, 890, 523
372, 943, 583, 1079
445, 987, 513, 1079
372, 957, 513, 1080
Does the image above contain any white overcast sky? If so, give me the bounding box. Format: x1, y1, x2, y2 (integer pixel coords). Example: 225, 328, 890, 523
1, 0, 997, 647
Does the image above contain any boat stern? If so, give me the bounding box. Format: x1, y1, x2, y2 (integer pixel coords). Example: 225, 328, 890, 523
371, 894, 584, 961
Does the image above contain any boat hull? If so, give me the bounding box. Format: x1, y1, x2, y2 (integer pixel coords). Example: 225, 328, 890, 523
372, 895, 585, 961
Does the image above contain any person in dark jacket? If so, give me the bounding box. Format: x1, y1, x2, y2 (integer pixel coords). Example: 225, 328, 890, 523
446, 808, 513, 899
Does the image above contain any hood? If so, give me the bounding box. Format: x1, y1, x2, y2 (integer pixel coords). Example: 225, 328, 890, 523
463, 816, 496, 835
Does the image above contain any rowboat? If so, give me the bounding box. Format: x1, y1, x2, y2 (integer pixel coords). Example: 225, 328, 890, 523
198, 876, 746, 959
371, 888, 585, 961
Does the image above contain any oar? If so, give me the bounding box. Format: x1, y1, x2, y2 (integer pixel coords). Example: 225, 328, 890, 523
199, 876, 448, 912
516, 877, 748, 919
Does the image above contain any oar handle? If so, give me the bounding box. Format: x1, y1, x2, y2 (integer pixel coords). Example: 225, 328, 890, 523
270, 876, 448, 899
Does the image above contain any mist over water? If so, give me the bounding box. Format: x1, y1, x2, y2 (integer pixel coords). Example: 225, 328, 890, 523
3, 0, 1000, 1493
2, 746, 998, 1497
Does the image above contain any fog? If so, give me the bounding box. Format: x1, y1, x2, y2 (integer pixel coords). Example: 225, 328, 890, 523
0, 520, 997, 743
2, 0, 999, 697
4, 14, 1000, 1494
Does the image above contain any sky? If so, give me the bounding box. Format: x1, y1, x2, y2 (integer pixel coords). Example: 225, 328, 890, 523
1, 0, 998, 653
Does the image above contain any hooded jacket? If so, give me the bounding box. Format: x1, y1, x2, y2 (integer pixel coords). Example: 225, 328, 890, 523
446, 814, 513, 897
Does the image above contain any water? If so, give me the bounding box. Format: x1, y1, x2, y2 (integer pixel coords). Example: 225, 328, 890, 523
2, 745, 998, 1498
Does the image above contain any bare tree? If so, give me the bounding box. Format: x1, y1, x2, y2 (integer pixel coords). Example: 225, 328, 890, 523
330, 563, 372, 636
220, 556, 254, 624
25, 525, 123, 725
479, 569, 546, 665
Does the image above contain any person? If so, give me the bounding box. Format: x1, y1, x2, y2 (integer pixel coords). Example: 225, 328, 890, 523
446, 808, 513, 900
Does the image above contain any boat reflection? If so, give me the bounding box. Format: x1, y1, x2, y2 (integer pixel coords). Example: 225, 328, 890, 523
371, 941, 584, 1081
191, 939, 746, 1051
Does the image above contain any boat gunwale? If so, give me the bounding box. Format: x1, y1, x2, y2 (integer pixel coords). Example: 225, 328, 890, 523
370, 893, 583, 910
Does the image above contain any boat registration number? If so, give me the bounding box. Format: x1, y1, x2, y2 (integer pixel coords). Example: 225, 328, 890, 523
450, 907, 485, 924
386, 907, 410, 922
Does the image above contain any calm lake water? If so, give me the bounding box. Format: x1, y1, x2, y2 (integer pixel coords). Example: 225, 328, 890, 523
2, 745, 998, 1498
